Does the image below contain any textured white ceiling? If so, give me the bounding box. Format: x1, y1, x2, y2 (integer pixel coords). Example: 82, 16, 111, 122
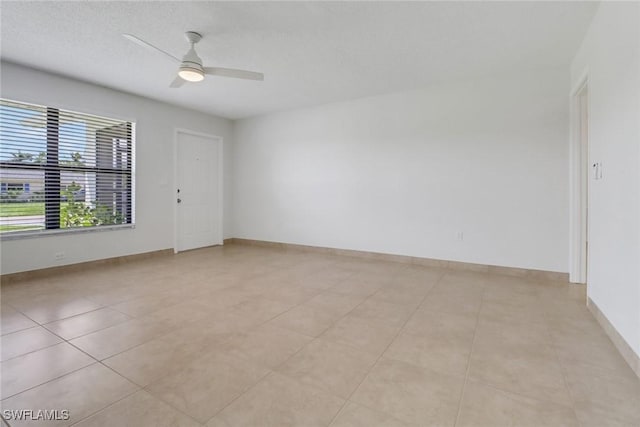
1, 1, 597, 119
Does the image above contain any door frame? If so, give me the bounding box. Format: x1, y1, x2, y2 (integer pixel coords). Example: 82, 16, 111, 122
173, 128, 224, 253
569, 71, 589, 284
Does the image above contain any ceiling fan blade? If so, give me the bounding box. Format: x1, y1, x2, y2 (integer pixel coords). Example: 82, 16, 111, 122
123, 33, 180, 63
169, 76, 185, 88
204, 67, 264, 81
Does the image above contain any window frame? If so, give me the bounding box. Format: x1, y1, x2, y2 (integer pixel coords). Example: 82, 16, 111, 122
0, 99, 136, 240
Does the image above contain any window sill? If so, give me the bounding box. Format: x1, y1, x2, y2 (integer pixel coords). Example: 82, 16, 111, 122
0, 224, 135, 241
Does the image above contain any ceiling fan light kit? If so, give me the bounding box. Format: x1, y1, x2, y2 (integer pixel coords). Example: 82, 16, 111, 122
123, 30, 264, 87
178, 65, 204, 82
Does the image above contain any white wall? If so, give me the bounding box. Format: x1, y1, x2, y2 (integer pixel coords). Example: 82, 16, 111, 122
0, 62, 234, 274
233, 69, 570, 272
571, 2, 640, 357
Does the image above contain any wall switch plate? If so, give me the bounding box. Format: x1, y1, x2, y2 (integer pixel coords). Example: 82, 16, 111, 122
456, 231, 464, 241
592, 162, 603, 180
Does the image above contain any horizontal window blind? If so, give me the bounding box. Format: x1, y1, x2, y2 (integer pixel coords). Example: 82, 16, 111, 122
0, 99, 134, 235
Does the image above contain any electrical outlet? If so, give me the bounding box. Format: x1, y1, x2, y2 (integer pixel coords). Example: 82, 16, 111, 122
54, 252, 65, 260
456, 231, 464, 241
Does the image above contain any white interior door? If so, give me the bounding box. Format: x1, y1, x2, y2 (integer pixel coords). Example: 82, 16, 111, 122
175, 130, 222, 252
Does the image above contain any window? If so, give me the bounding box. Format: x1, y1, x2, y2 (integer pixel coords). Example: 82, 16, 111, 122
0, 99, 134, 236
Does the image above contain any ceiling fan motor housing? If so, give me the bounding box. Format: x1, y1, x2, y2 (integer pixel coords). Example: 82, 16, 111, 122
179, 43, 204, 81
180, 61, 204, 73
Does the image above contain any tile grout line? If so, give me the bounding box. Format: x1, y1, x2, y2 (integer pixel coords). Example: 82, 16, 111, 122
224, 265, 359, 337
0, 359, 97, 402
1, 304, 118, 401
241, 263, 447, 425
40, 314, 133, 342
2, 308, 184, 402
452, 276, 487, 427
326, 266, 448, 426
1, 301, 120, 399
137, 335, 245, 424
199, 369, 275, 425
541, 301, 585, 427
443, 304, 586, 422
276, 266, 404, 362
459, 376, 588, 412
63, 319, 178, 363
4, 248, 607, 426
0, 326, 63, 363
66, 387, 141, 427
65, 376, 204, 427
451, 282, 588, 425
2, 300, 124, 370
198, 264, 405, 425
4, 303, 113, 334
91, 266, 328, 381
139, 265, 359, 425
198, 268, 364, 424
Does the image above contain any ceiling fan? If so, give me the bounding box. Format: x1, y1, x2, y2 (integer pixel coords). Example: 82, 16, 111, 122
123, 31, 264, 88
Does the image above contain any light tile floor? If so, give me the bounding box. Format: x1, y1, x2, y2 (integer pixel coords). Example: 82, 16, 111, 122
1, 244, 639, 426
